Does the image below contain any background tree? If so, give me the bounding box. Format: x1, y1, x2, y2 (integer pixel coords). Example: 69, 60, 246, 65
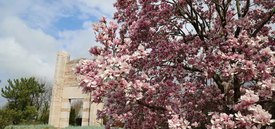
37, 86, 52, 124
69, 100, 83, 126
76, 0, 275, 128
69, 108, 77, 125
0, 106, 17, 129
0, 77, 51, 125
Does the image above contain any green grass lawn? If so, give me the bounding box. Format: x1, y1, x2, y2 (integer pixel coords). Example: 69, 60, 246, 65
4, 124, 55, 129
64, 126, 105, 129
4, 125, 105, 129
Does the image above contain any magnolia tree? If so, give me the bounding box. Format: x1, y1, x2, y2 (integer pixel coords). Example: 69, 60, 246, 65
76, 0, 275, 128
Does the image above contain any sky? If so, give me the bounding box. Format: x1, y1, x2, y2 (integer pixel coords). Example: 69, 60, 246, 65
0, 0, 116, 106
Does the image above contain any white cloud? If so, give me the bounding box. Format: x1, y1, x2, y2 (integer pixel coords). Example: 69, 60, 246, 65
58, 29, 94, 58
0, 17, 61, 64
58, 21, 101, 59
0, 17, 59, 105
0, 17, 60, 86
0, 0, 32, 17
0, 38, 53, 80
0, 0, 116, 106
0, 0, 116, 31
74, 0, 116, 19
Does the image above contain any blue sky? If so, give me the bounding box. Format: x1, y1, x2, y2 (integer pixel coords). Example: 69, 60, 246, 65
0, 0, 116, 106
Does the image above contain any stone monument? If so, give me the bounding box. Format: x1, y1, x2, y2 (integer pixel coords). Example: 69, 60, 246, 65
49, 51, 103, 128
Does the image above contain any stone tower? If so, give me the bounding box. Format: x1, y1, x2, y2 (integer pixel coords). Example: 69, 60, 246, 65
49, 51, 103, 128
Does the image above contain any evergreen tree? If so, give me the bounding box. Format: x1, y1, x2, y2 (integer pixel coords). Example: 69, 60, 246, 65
1, 77, 48, 124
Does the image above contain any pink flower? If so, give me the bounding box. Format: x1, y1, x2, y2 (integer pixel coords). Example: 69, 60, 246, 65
210, 112, 235, 129
99, 16, 106, 23
89, 47, 101, 55
260, 47, 273, 56
168, 114, 191, 129
76, 0, 275, 128
239, 90, 259, 104
248, 105, 273, 125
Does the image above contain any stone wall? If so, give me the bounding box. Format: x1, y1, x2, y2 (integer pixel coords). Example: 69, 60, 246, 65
49, 51, 103, 128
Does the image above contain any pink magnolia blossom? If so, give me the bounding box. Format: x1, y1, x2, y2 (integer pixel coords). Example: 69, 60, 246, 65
76, 0, 275, 128
209, 112, 235, 129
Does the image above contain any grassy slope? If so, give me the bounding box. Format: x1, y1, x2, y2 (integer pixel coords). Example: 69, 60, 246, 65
4, 125, 105, 129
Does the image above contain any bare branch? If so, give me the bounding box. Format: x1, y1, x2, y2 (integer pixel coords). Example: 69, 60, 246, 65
182, 65, 203, 72
233, 75, 241, 103
242, 0, 250, 17
213, 1, 226, 28
236, 0, 241, 18
251, 9, 275, 37
162, 64, 203, 73
137, 100, 166, 111
213, 74, 224, 94
235, 0, 250, 38
173, 0, 208, 40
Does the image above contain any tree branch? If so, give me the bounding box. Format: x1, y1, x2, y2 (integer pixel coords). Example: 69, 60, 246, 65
236, 0, 241, 18
242, 0, 250, 17
256, 99, 275, 105
213, 74, 224, 94
162, 64, 203, 73
174, 0, 207, 40
137, 100, 166, 111
182, 65, 203, 72
233, 75, 241, 103
214, 1, 226, 28
235, 0, 250, 38
251, 9, 275, 37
